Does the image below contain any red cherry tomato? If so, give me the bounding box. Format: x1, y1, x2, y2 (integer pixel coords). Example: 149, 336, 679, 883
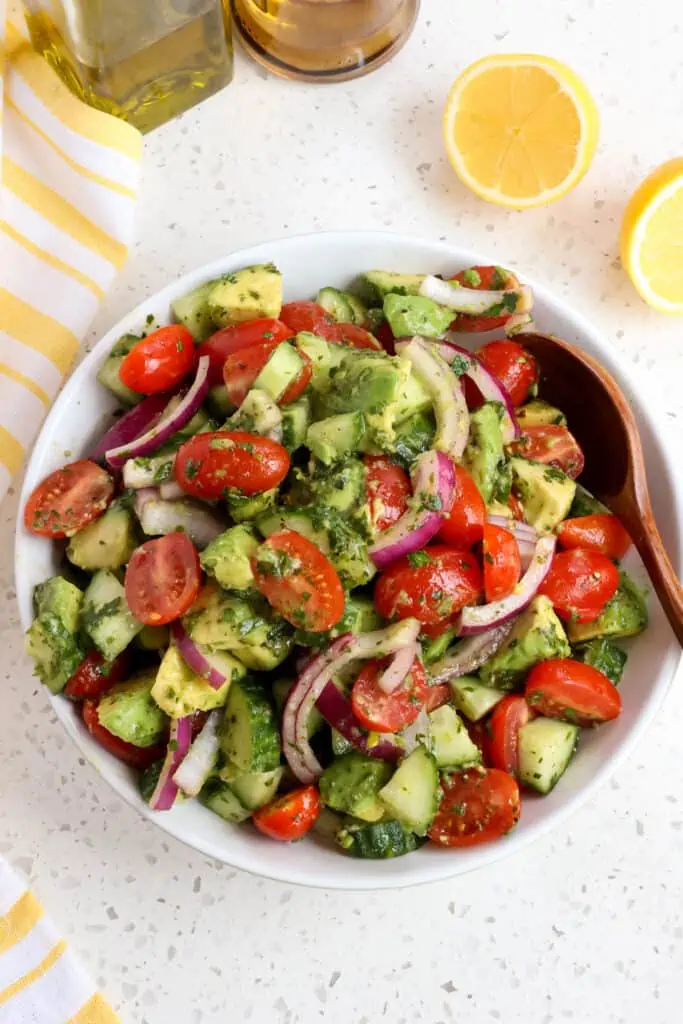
125, 533, 201, 626
449, 266, 520, 334
539, 548, 619, 623
119, 325, 197, 395
424, 683, 452, 713
252, 529, 345, 633
222, 340, 312, 407
253, 785, 321, 841
558, 514, 631, 561
279, 301, 343, 342
374, 545, 483, 627
198, 318, 294, 386
427, 767, 521, 848
465, 719, 494, 766
24, 460, 114, 538
476, 339, 539, 406
336, 324, 382, 350
482, 523, 521, 602
64, 650, 130, 701
525, 659, 622, 726
175, 431, 290, 498
351, 657, 428, 733
82, 700, 164, 769
510, 424, 585, 479
488, 695, 530, 775
437, 465, 487, 547
363, 455, 411, 532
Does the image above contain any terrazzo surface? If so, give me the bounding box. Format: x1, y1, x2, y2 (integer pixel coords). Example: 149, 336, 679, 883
2, 2, 683, 1020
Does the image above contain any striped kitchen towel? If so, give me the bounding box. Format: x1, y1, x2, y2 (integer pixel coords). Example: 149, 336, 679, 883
0, 5, 142, 502
0, 858, 119, 1022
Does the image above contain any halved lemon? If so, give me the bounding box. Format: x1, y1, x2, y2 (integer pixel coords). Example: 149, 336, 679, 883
443, 54, 600, 209
620, 157, 683, 313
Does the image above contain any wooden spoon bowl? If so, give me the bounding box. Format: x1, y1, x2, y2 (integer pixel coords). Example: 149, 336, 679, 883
519, 332, 683, 645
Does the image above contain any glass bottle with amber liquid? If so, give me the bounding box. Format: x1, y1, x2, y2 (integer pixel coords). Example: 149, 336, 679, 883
23, 0, 234, 132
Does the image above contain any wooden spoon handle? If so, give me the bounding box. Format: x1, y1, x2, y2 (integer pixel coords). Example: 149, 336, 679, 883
620, 500, 683, 646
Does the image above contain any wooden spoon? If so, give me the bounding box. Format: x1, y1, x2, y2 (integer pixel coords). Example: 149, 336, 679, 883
518, 331, 683, 646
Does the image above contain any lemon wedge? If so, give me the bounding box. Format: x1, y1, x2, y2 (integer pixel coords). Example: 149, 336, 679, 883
443, 54, 599, 209
620, 157, 683, 313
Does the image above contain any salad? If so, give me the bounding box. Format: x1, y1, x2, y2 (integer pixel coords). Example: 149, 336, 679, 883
23, 260, 648, 859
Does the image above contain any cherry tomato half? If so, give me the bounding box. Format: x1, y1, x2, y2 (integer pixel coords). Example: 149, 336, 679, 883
222, 340, 312, 407
253, 785, 321, 841
424, 683, 452, 713
125, 533, 201, 626
65, 649, 130, 701
427, 767, 521, 848
477, 339, 539, 407
175, 431, 290, 498
351, 657, 428, 733
510, 425, 585, 479
437, 464, 487, 548
450, 266, 520, 334
279, 301, 343, 342
539, 548, 619, 624
252, 529, 345, 633
488, 695, 530, 775
198, 318, 294, 386
482, 523, 521, 602
119, 325, 197, 395
374, 545, 483, 627
336, 324, 382, 350
558, 514, 631, 561
82, 700, 165, 769
24, 460, 114, 538
525, 659, 622, 726
363, 455, 411, 532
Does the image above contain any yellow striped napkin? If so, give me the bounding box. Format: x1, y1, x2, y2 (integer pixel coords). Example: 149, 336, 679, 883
0, 7, 142, 502
0, 859, 119, 1022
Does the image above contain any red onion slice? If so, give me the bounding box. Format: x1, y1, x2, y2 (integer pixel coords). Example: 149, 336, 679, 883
369, 450, 455, 570
419, 275, 533, 316
134, 492, 225, 549
377, 636, 420, 695
173, 710, 222, 797
487, 513, 537, 540
92, 392, 171, 464
399, 706, 431, 755
148, 716, 193, 811
106, 356, 210, 467
428, 622, 516, 684
398, 339, 470, 459
315, 683, 403, 763
437, 340, 520, 443
170, 622, 234, 691
458, 535, 556, 636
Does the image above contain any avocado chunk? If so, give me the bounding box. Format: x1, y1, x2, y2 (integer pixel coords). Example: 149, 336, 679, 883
200, 525, 259, 592
34, 576, 83, 632
98, 672, 167, 747
226, 487, 278, 524
67, 501, 137, 572
152, 644, 241, 718
306, 411, 366, 465
383, 293, 455, 339
96, 334, 142, 407
516, 399, 567, 428
359, 270, 426, 303
225, 388, 282, 435
287, 458, 370, 532
574, 637, 627, 685
281, 395, 311, 452
136, 624, 170, 651
568, 571, 648, 643
463, 402, 506, 505
392, 410, 436, 470
25, 614, 84, 694
171, 280, 216, 341
206, 384, 233, 420
510, 457, 576, 533
569, 483, 610, 518
319, 752, 393, 822
184, 587, 293, 671
480, 595, 571, 690
207, 263, 282, 326
294, 594, 382, 649
320, 350, 411, 450
393, 370, 433, 424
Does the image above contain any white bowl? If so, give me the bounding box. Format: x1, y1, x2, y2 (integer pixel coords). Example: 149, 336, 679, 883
15, 231, 683, 890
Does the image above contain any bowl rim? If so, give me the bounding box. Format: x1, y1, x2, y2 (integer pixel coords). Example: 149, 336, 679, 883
15, 229, 683, 890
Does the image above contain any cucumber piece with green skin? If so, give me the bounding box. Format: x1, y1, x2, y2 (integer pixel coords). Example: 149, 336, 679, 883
336, 819, 423, 858
428, 706, 482, 769
319, 752, 393, 822
518, 716, 579, 795
226, 488, 278, 523
171, 280, 216, 341
98, 673, 166, 747
219, 765, 284, 810
252, 342, 306, 403
317, 287, 355, 322
422, 624, 460, 666
281, 395, 311, 452
574, 637, 627, 685
295, 332, 346, 391
345, 293, 369, 326
81, 569, 143, 661
220, 677, 281, 773
96, 334, 141, 407
378, 744, 440, 836
358, 270, 426, 303
201, 779, 252, 823
207, 384, 233, 419
139, 760, 164, 803
136, 624, 170, 651
447, 675, 505, 721
66, 501, 137, 572
568, 571, 648, 643
307, 411, 366, 464
294, 595, 381, 650
569, 482, 610, 518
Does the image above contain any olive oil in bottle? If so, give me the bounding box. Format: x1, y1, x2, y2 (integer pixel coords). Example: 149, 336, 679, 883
24, 0, 234, 133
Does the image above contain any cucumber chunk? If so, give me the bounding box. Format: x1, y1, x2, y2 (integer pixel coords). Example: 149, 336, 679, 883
219, 765, 284, 810
448, 675, 505, 721
252, 342, 306, 403
378, 744, 440, 835
82, 570, 143, 660
171, 280, 216, 341
336, 819, 423, 859
201, 779, 252, 823
518, 717, 579, 795
66, 501, 137, 571
428, 706, 482, 769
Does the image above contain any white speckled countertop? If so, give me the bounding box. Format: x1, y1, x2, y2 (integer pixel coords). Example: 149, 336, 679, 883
2, 3, 683, 1021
